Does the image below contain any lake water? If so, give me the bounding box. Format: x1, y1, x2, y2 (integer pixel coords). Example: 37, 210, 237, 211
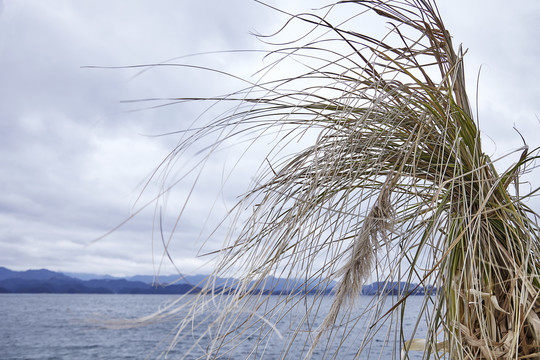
0, 294, 432, 359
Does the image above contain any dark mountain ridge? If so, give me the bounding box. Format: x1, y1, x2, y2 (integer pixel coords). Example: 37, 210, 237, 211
0, 267, 435, 295
0, 267, 201, 295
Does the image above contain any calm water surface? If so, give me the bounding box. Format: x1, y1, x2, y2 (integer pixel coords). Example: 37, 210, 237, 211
0, 294, 430, 359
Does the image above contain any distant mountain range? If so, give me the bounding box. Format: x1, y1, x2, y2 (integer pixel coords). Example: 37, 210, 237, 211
0, 267, 435, 295
0, 267, 329, 295
0, 267, 199, 295
360, 281, 436, 296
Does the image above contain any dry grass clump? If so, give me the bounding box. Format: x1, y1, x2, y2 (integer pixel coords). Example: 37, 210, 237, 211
138, 1, 540, 358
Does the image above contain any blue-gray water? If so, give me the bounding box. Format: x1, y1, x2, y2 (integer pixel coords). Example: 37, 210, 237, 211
0, 294, 429, 359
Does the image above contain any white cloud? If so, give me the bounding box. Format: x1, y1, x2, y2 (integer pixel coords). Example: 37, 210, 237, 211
0, 0, 538, 277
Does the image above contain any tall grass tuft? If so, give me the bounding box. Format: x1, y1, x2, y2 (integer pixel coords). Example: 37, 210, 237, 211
140, 1, 540, 358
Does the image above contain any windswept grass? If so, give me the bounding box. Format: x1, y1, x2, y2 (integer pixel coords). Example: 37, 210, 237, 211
135, 1, 540, 358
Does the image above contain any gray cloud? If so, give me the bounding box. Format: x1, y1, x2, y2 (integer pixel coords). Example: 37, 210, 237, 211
0, 0, 278, 277
1, 0, 538, 277
438, 1, 540, 151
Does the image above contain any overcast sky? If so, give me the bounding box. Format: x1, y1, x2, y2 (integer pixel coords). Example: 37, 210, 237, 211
1, 0, 539, 277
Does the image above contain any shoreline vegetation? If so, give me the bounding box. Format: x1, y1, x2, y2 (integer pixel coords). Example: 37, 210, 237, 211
0, 266, 435, 295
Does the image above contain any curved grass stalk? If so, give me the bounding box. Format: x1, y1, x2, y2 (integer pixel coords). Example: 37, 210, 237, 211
139, 1, 540, 358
